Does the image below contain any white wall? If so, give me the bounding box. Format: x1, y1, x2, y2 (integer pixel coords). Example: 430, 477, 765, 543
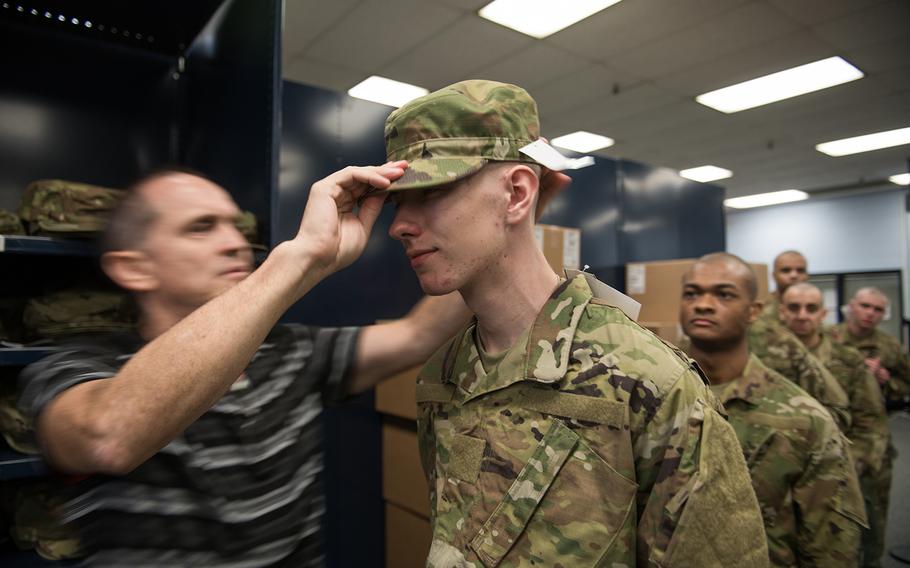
726, 189, 910, 317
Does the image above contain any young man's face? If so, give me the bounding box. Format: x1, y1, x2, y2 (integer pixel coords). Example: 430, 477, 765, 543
680, 261, 759, 348
848, 291, 888, 333
780, 287, 826, 342
387, 167, 508, 296
773, 253, 808, 293
138, 174, 253, 309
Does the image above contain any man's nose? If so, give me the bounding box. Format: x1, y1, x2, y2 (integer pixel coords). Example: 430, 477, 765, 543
221, 223, 251, 254
389, 205, 420, 241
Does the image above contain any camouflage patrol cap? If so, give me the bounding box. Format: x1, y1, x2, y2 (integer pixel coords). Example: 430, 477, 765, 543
384, 79, 541, 191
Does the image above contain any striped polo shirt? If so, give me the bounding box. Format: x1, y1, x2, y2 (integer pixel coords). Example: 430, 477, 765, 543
19, 324, 360, 567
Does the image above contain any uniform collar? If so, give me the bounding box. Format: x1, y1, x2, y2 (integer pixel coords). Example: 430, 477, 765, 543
442, 274, 593, 402
710, 354, 774, 407
810, 333, 832, 363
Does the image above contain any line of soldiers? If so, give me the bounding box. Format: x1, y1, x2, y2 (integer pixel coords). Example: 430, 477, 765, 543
679, 250, 908, 567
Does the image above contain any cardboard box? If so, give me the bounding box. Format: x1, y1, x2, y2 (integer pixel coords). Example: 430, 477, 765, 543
534, 224, 581, 272
626, 259, 768, 323
375, 366, 420, 421
382, 420, 430, 518
386, 503, 431, 568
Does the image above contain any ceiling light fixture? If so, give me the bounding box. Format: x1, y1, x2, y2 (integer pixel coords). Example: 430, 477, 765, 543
889, 173, 910, 186
478, 0, 623, 39
696, 56, 863, 114
347, 76, 428, 108
816, 126, 910, 157
679, 165, 732, 183
724, 189, 808, 209
550, 131, 614, 153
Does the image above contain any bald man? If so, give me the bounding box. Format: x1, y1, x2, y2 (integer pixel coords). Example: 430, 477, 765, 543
757, 250, 808, 327
780, 283, 890, 567
680, 252, 865, 567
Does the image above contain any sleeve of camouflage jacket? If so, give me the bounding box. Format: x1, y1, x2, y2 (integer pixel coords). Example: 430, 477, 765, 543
846, 365, 890, 476
794, 417, 865, 566
886, 342, 910, 399
788, 348, 852, 432
634, 368, 769, 567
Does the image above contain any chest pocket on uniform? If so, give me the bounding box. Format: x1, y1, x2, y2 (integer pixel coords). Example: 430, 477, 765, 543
470, 418, 636, 567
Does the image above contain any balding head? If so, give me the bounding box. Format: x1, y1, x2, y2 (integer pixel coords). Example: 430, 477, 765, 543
772, 250, 808, 293
686, 252, 758, 301
680, 252, 761, 350
847, 287, 889, 335
780, 282, 826, 344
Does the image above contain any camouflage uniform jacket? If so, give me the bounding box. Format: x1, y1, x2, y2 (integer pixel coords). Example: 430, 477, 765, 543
416, 275, 769, 568
756, 294, 781, 328
810, 333, 890, 476
830, 323, 910, 404
748, 317, 851, 431
711, 355, 867, 567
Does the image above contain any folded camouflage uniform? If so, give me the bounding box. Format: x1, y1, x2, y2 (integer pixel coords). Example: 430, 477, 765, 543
18, 179, 123, 237
11, 481, 82, 560
0, 208, 25, 235
23, 289, 136, 340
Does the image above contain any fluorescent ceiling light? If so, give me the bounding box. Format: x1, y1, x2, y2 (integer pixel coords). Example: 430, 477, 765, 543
347, 76, 428, 108
816, 126, 910, 157
696, 56, 864, 113
550, 131, 614, 153
890, 173, 910, 186
679, 165, 732, 183
478, 0, 622, 39
724, 190, 809, 209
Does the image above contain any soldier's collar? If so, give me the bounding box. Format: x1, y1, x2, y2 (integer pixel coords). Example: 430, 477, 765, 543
711, 354, 769, 406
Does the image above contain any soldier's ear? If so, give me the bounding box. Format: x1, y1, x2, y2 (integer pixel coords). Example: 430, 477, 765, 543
101, 251, 159, 292
748, 301, 761, 323
504, 165, 539, 226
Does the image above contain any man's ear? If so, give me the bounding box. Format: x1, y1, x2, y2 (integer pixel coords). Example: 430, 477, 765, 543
504, 165, 539, 225
749, 300, 763, 324
101, 251, 158, 292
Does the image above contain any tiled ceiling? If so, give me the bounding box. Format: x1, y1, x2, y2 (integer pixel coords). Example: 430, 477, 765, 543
283, 0, 910, 198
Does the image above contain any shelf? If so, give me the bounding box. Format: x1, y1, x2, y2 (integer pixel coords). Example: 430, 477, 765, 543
0, 236, 96, 257
0, 347, 56, 367
0, 445, 48, 481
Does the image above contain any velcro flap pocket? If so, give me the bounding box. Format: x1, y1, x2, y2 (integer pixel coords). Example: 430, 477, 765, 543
518, 388, 624, 427
470, 420, 578, 567
449, 434, 486, 483
415, 383, 455, 404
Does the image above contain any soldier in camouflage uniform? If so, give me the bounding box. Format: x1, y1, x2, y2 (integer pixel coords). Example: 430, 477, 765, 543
831, 286, 908, 567
679, 253, 866, 567
756, 250, 808, 327
748, 312, 851, 431
385, 80, 768, 567
831, 287, 910, 407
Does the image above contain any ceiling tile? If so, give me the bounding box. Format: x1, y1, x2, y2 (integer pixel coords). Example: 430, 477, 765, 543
812, 0, 910, 51
652, 31, 834, 95
766, 0, 885, 26
552, 83, 679, 133
382, 16, 533, 90
608, 2, 801, 79
305, 0, 462, 72
427, 0, 490, 12
471, 44, 593, 90
528, 63, 640, 116
844, 36, 910, 74
547, 0, 749, 61
283, 0, 362, 60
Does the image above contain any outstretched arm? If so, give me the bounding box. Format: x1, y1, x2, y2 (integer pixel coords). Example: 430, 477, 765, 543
31, 163, 406, 475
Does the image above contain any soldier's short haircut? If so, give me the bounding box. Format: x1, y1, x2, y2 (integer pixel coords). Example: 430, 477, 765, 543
852, 286, 890, 306
102, 166, 212, 253
773, 249, 806, 268
781, 282, 822, 302
689, 252, 759, 301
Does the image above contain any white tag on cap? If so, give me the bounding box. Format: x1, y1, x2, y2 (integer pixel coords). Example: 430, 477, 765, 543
519, 140, 595, 171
